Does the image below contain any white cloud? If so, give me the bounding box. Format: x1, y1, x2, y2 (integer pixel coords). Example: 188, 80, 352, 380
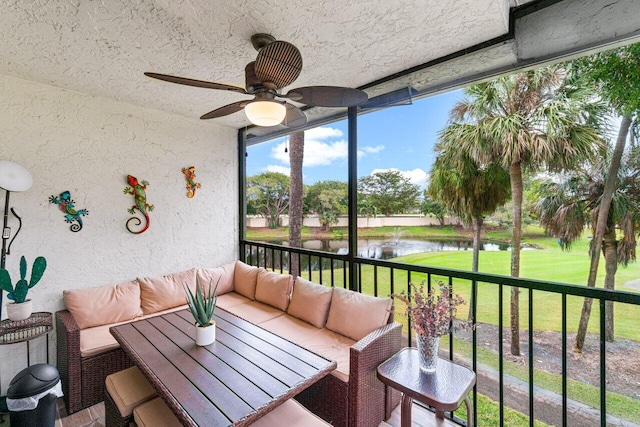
304, 140, 348, 166
404, 168, 429, 189
271, 139, 348, 167
360, 145, 385, 154
305, 127, 343, 140
269, 126, 382, 168
264, 165, 291, 175
370, 168, 429, 189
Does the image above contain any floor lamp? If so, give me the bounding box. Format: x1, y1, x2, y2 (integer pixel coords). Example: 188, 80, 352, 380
0, 160, 33, 320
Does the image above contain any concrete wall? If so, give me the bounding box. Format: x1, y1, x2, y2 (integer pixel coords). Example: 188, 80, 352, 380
0, 74, 238, 393
246, 215, 457, 228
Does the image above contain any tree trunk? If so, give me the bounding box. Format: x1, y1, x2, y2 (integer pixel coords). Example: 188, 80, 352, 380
602, 227, 617, 342
574, 115, 631, 352
288, 132, 304, 277
472, 216, 482, 273
469, 216, 482, 322
509, 162, 523, 356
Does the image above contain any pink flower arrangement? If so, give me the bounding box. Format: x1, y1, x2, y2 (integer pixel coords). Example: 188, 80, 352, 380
394, 282, 470, 337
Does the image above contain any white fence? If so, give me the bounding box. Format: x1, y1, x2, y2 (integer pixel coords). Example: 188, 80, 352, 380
246, 215, 458, 228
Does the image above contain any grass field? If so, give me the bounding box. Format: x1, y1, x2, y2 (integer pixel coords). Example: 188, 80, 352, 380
384, 238, 640, 341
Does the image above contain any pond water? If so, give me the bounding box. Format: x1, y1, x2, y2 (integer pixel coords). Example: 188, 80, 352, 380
266, 237, 515, 260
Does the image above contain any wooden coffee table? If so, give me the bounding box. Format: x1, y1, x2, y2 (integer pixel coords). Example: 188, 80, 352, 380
377, 347, 476, 427
111, 308, 336, 426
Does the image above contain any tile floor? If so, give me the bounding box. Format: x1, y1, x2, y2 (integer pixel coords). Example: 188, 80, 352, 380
56, 399, 104, 427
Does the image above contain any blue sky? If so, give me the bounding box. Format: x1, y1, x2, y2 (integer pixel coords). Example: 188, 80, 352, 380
246, 89, 463, 189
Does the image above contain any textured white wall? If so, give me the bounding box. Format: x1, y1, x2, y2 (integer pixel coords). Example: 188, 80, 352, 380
0, 74, 238, 393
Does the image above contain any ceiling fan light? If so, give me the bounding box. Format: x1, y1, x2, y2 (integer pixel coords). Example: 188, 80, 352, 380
245, 100, 286, 126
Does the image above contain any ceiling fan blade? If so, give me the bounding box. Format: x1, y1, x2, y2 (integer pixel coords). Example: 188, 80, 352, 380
200, 100, 249, 120
255, 41, 303, 89
281, 103, 307, 128
144, 72, 248, 94
284, 86, 368, 107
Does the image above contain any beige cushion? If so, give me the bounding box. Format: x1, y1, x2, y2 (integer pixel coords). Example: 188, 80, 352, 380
138, 269, 196, 315
139, 304, 188, 319
196, 261, 236, 296
255, 270, 293, 311
225, 300, 286, 325
303, 328, 355, 383
260, 314, 323, 347
133, 397, 182, 427
215, 292, 251, 310
251, 399, 330, 427
234, 261, 259, 300
79, 306, 188, 358
325, 287, 392, 341
287, 278, 333, 328
79, 323, 124, 358
105, 366, 156, 417
64, 280, 143, 329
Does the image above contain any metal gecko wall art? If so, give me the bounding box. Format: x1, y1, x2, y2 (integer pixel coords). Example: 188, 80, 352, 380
182, 166, 201, 198
123, 175, 154, 234
49, 191, 89, 232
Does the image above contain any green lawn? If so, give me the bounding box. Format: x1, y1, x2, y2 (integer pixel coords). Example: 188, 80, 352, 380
441, 337, 640, 423
386, 241, 640, 341
304, 245, 640, 341
459, 393, 548, 426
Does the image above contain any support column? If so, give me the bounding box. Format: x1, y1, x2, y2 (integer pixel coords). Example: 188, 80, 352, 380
347, 106, 359, 291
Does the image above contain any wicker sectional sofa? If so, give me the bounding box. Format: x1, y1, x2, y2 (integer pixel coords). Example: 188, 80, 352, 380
56, 260, 401, 426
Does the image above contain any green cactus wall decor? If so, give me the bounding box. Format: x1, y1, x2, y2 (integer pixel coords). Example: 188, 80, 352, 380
0, 256, 47, 304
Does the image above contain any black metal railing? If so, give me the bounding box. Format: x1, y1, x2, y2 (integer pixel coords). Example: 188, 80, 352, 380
241, 239, 640, 427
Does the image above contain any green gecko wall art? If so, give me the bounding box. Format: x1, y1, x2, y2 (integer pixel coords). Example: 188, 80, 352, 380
123, 175, 154, 234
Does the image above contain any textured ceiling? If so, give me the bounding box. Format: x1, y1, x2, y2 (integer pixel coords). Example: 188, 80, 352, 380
1, 0, 522, 129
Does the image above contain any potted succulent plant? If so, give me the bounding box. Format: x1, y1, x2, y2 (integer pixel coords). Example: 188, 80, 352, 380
184, 277, 219, 346
0, 256, 47, 321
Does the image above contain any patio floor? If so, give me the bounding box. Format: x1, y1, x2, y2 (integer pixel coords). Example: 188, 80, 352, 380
51, 399, 458, 427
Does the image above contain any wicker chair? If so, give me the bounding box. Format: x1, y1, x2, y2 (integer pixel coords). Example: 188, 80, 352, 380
295, 319, 402, 427
56, 310, 134, 414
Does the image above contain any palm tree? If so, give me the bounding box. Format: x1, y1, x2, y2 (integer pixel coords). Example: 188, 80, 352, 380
429, 143, 510, 323
288, 132, 304, 277
441, 66, 606, 355
537, 143, 640, 341
428, 142, 510, 273
569, 43, 640, 352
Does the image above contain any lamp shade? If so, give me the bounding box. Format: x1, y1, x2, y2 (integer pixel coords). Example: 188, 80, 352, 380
0, 160, 33, 192
244, 100, 286, 126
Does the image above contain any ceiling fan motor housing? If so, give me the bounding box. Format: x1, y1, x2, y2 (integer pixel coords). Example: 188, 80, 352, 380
245, 62, 264, 93
250, 33, 276, 51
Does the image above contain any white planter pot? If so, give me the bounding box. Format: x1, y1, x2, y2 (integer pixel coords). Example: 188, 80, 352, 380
195, 321, 216, 346
6, 299, 33, 321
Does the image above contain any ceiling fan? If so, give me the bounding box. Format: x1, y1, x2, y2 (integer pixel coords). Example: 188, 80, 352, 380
144, 34, 369, 128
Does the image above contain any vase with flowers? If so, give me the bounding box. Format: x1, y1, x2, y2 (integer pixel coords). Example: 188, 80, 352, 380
394, 282, 470, 373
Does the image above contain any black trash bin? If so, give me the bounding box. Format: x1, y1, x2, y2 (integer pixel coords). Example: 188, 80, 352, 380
7, 363, 61, 427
